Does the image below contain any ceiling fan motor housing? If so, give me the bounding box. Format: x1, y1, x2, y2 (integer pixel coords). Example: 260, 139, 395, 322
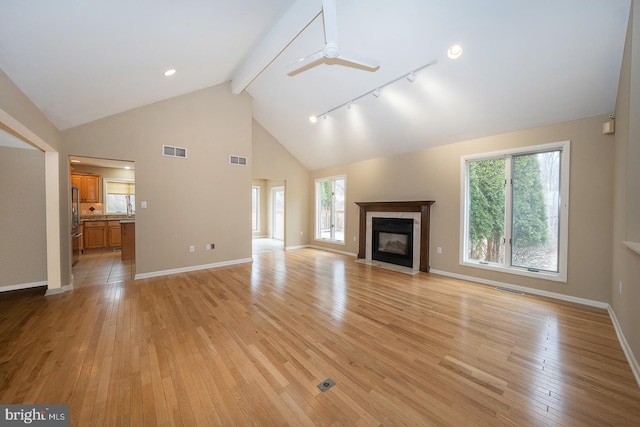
323, 43, 340, 58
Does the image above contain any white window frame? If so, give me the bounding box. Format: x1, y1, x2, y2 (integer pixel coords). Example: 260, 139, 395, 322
251, 186, 260, 232
315, 175, 346, 244
460, 141, 570, 282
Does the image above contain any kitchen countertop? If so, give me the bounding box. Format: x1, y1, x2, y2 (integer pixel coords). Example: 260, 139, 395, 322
81, 215, 135, 222
119, 219, 135, 224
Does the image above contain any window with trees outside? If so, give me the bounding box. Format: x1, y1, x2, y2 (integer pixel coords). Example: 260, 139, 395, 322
461, 141, 570, 282
251, 186, 259, 231
315, 176, 345, 243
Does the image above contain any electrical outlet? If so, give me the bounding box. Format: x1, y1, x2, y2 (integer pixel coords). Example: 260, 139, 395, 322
437, 247, 442, 254
353, 236, 357, 242
189, 245, 195, 253
205, 243, 215, 250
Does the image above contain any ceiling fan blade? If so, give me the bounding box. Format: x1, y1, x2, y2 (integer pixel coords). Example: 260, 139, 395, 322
287, 50, 324, 75
322, 0, 338, 45
336, 51, 380, 70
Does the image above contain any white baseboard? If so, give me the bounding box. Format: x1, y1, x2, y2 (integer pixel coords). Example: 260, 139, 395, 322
45, 284, 73, 296
429, 269, 608, 308
285, 244, 309, 251
0, 280, 48, 293
308, 245, 357, 257
608, 306, 640, 388
134, 258, 253, 280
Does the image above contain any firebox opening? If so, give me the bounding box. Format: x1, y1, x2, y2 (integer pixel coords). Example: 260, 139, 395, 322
372, 217, 413, 268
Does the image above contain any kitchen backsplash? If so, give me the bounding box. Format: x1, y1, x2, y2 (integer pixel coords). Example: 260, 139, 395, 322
80, 202, 103, 215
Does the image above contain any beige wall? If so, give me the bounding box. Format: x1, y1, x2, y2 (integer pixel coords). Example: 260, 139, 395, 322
612, 1, 640, 376
0, 68, 64, 291
0, 147, 47, 288
252, 120, 310, 247
0, 69, 60, 151
62, 83, 253, 275
310, 114, 614, 302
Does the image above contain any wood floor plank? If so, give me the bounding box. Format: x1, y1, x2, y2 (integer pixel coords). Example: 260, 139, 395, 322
1, 248, 639, 426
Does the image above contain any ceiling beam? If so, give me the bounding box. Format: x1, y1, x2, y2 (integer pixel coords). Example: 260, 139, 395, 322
231, 0, 322, 94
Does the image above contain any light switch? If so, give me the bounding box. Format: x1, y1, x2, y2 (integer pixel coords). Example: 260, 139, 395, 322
141, 201, 147, 209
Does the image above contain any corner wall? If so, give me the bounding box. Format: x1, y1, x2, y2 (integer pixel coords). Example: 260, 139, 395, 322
62, 83, 253, 276
611, 0, 640, 384
252, 120, 310, 248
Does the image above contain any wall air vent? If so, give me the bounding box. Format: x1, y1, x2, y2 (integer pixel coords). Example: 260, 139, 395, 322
229, 155, 247, 166
163, 145, 187, 158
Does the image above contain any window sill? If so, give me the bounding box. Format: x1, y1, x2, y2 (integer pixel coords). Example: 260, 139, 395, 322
623, 241, 640, 256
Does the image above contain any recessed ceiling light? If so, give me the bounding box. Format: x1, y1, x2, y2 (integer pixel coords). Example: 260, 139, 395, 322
309, 115, 317, 123
163, 69, 176, 77
447, 44, 463, 59
124, 166, 131, 170
71, 159, 80, 163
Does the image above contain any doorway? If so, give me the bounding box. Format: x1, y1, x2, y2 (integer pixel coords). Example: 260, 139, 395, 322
272, 186, 285, 241
69, 155, 136, 287
251, 179, 284, 254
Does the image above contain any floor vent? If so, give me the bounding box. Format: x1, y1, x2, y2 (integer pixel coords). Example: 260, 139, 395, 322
317, 378, 335, 392
495, 287, 525, 295
163, 145, 187, 158
229, 155, 247, 166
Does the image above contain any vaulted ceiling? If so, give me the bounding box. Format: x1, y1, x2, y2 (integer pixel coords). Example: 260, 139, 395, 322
0, 0, 631, 170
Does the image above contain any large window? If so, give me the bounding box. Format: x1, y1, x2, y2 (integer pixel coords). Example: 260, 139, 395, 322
315, 176, 345, 243
104, 179, 135, 215
251, 186, 259, 231
461, 141, 569, 281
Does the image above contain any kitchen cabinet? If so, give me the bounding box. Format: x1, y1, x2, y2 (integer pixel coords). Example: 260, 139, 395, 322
71, 173, 100, 203
83, 221, 106, 249
107, 221, 122, 247
121, 222, 135, 260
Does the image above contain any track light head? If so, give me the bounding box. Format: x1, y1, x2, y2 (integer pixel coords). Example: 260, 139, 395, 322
373, 88, 380, 98
406, 72, 415, 82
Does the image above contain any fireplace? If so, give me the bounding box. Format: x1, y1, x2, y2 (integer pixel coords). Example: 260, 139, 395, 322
355, 201, 435, 272
372, 217, 413, 267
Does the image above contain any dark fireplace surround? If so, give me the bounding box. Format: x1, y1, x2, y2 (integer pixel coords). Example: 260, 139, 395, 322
355, 201, 435, 272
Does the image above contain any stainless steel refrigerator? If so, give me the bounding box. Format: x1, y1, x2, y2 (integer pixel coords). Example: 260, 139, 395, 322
71, 186, 82, 265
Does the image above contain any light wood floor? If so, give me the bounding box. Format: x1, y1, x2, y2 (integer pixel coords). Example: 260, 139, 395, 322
1, 248, 639, 426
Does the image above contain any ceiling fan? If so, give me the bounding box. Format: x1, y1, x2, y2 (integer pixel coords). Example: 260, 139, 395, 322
287, 0, 380, 76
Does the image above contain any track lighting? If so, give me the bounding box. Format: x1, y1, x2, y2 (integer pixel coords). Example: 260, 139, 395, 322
308, 58, 438, 123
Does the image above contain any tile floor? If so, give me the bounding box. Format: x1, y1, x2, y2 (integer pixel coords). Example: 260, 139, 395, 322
252, 237, 284, 253
72, 249, 135, 288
